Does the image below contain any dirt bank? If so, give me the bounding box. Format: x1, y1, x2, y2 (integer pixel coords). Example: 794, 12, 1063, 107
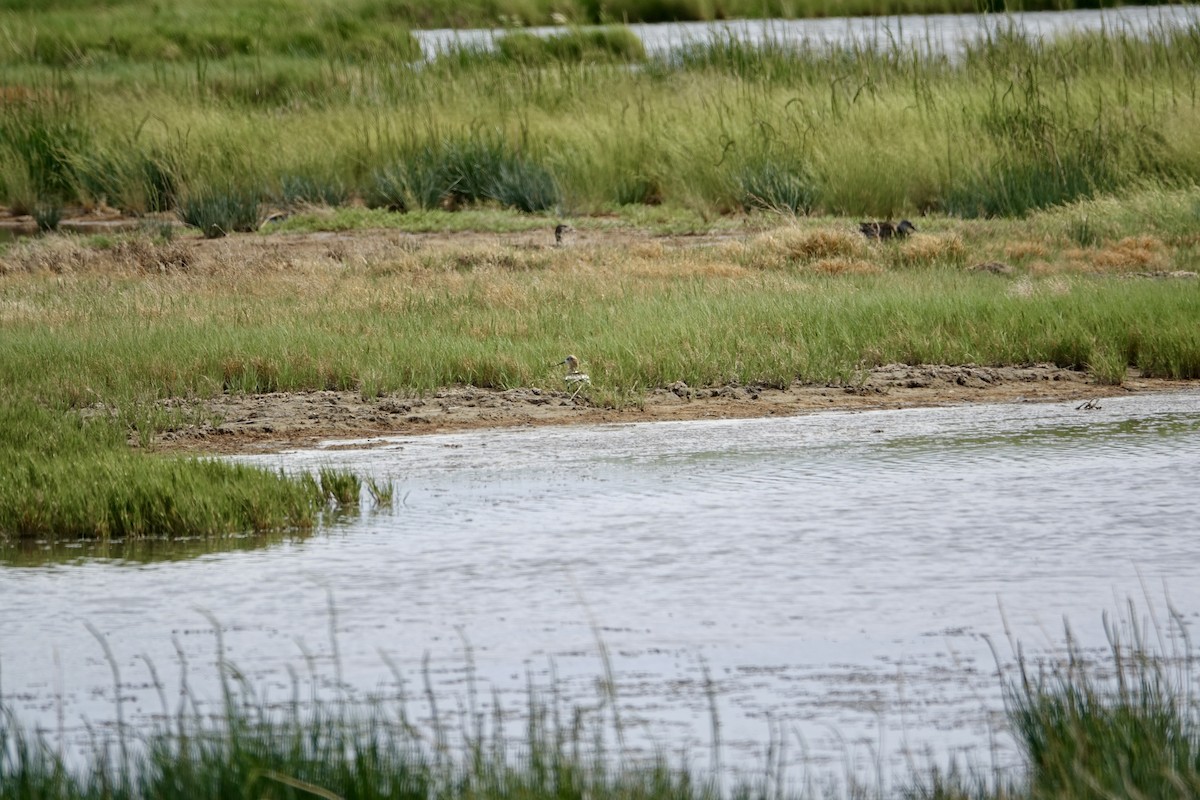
154, 364, 1193, 455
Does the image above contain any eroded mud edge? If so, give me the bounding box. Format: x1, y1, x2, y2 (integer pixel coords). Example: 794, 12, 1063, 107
144, 364, 1196, 455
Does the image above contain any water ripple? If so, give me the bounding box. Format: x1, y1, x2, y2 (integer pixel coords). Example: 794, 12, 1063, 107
4, 391, 1200, 780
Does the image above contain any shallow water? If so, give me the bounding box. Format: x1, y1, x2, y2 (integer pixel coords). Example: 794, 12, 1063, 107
4, 392, 1200, 786
415, 6, 1199, 59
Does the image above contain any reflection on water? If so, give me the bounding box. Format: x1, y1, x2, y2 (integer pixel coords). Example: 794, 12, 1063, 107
2, 391, 1200, 785
0, 528, 316, 567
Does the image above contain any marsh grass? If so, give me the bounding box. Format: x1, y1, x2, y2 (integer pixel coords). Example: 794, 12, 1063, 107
178, 185, 262, 238
496, 26, 647, 65
0, 399, 366, 542
0, 450, 333, 540
996, 609, 1200, 799
2, 196, 1198, 538
0, 91, 87, 209
2, 213, 1198, 409
367, 139, 562, 213
736, 162, 820, 215
3, 8, 1199, 220
276, 173, 350, 208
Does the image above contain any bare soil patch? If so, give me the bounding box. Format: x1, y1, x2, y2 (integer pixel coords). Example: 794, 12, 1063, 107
154, 364, 1191, 455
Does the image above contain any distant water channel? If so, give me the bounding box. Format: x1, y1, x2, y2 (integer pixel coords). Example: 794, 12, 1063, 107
415, 6, 1199, 59
4, 392, 1200, 787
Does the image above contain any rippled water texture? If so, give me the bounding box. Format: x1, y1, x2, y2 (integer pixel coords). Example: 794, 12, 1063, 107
4, 392, 1200, 784
415, 6, 1199, 59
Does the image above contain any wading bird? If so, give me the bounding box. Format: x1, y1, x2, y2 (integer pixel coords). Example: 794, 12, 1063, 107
859, 220, 917, 240
558, 354, 590, 400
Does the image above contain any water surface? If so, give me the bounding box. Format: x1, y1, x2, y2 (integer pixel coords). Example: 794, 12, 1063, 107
3, 391, 1200, 785
415, 6, 1198, 58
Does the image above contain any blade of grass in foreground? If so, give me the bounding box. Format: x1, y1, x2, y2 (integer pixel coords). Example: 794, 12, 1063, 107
2, 608, 1199, 799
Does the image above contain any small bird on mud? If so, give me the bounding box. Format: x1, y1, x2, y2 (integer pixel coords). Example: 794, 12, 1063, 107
859, 220, 917, 240
557, 354, 590, 400
554, 223, 574, 246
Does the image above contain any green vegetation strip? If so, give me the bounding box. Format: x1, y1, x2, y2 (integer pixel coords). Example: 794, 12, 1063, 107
2, 7, 1199, 224
1, 615, 1198, 798
0, 399, 364, 542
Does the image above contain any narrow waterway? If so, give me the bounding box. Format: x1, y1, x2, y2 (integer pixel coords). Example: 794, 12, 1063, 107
3, 391, 1199, 787
414, 6, 1199, 59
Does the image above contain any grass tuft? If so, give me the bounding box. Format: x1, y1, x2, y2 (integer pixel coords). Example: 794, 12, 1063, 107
896, 233, 967, 267
32, 201, 62, 232
737, 162, 820, 215
497, 26, 647, 65
1004, 616, 1200, 798
318, 467, 361, 507
368, 138, 560, 213
757, 226, 865, 262
178, 186, 262, 238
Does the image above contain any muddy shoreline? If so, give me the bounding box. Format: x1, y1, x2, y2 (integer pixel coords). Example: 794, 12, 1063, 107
153, 363, 1193, 455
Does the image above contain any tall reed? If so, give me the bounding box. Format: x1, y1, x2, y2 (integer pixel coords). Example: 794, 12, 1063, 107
3, 10, 1198, 220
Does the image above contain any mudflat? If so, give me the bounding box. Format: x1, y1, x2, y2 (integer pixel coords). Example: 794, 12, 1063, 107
154, 364, 1190, 454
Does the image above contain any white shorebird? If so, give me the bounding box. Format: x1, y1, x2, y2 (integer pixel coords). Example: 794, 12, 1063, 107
558, 354, 590, 400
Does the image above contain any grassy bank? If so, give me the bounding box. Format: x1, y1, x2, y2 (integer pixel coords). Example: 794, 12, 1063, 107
2, 0, 1199, 540
2, 194, 1200, 540
2, 8, 1199, 222
1, 614, 1197, 799
0, 335, 376, 544
4, 194, 1200, 401
0, 396, 371, 542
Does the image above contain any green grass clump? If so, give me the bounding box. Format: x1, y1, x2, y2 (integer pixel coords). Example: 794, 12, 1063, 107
497, 26, 647, 65
1, 451, 327, 540
0, 401, 361, 543
1000, 615, 1200, 799
276, 172, 350, 207
736, 161, 820, 214
178, 186, 262, 238
0, 91, 88, 212
32, 201, 62, 232
367, 137, 561, 213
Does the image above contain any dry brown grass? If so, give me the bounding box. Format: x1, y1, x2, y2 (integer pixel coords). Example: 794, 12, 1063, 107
896, 233, 967, 266
1, 236, 97, 274
753, 227, 865, 262
1003, 240, 1051, 262
1067, 235, 1170, 273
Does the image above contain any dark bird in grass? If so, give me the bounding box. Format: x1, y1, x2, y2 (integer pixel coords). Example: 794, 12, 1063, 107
859, 220, 917, 240
554, 223, 574, 246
